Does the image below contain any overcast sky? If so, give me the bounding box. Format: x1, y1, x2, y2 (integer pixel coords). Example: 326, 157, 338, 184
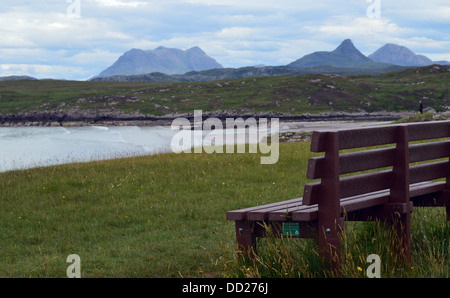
0, 0, 449, 80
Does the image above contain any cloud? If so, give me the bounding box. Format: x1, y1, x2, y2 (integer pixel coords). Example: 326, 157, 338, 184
382, 0, 450, 23
0, 0, 449, 80
0, 64, 89, 80
0, 10, 131, 51
90, 0, 147, 7
312, 17, 405, 37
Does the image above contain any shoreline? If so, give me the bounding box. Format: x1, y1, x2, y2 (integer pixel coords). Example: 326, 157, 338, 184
0, 119, 393, 173
0, 111, 410, 127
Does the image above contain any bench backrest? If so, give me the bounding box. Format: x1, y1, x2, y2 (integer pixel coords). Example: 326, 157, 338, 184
303, 121, 450, 206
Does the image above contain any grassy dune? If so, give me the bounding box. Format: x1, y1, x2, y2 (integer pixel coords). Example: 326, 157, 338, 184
0, 142, 448, 278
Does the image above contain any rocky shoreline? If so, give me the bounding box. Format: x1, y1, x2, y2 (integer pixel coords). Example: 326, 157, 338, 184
0, 110, 410, 127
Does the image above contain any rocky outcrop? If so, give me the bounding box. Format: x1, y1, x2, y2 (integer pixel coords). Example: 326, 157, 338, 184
0, 109, 408, 127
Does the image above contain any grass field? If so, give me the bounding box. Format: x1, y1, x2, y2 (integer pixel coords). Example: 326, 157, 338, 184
0, 141, 448, 278
0, 65, 448, 117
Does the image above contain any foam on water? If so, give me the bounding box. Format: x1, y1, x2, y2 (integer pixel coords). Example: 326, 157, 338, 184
0, 126, 175, 172
0, 124, 279, 172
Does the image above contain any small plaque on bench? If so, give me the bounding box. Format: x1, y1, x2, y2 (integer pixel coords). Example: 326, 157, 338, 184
283, 222, 300, 237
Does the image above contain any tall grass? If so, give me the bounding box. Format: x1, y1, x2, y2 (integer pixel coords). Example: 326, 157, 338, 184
227, 207, 448, 278
0, 141, 448, 277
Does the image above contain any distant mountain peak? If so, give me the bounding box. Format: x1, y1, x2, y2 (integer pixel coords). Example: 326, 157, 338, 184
369, 43, 434, 66
187, 46, 206, 54
333, 39, 357, 52
287, 39, 376, 69
97, 46, 223, 77
332, 39, 370, 61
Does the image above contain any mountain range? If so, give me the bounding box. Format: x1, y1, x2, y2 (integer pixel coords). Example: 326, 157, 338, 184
91, 39, 449, 81
96, 46, 223, 78
288, 39, 449, 69
1, 40, 448, 82
287, 39, 391, 69
0, 75, 39, 81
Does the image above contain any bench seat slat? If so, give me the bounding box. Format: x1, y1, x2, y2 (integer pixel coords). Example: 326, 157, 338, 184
269, 204, 319, 222
226, 198, 302, 221
267, 190, 391, 222
340, 190, 390, 213
227, 181, 446, 223
247, 199, 304, 221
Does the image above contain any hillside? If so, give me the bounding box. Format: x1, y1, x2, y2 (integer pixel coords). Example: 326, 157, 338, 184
0, 65, 448, 125
0, 75, 38, 81
91, 64, 409, 82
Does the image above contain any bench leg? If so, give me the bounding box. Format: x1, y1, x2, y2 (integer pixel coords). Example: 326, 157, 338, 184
234, 220, 256, 254
436, 189, 449, 220
318, 217, 344, 275
392, 211, 412, 265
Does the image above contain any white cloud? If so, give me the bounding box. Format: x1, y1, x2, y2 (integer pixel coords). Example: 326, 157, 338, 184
216, 27, 258, 39
182, 0, 342, 11
0, 64, 89, 80
0, 0, 448, 79
382, 0, 450, 23
301, 15, 450, 57
423, 53, 450, 62
0, 11, 125, 50
90, 0, 147, 7
305, 17, 406, 39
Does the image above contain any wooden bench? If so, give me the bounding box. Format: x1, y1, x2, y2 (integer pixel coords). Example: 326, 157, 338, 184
226, 121, 450, 272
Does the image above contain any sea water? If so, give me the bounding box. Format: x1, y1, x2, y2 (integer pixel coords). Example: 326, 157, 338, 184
0, 121, 382, 172
0, 126, 181, 172
0, 125, 268, 172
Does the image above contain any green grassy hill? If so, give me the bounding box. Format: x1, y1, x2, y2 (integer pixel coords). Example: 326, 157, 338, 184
0, 65, 448, 118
